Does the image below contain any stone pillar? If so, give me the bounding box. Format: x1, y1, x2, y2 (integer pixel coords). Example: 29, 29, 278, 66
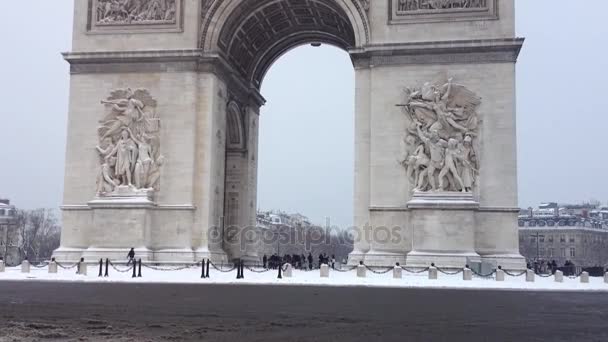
283, 263, 292, 278
525, 269, 534, 282
495, 268, 505, 281
320, 264, 329, 278
554, 270, 563, 283
48, 261, 58, 274
428, 266, 438, 280
21, 260, 30, 273
393, 265, 403, 279
357, 264, 366, 278
78, 260, 88, 276
604, 272, 608, 284
0, 259, 5, 273
463, 267, 472, 281
580, 272, 589, 284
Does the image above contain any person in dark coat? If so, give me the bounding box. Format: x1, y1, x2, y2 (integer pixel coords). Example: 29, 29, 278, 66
307, 253, 313, 270
127, 248, 135, 265
262, 254, 268, 269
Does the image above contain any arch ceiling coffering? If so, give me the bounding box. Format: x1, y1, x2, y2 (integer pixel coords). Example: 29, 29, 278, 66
208, 0, 359, 87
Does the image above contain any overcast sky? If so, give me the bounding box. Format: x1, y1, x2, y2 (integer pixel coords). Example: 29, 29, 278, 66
0, 1, 606, 227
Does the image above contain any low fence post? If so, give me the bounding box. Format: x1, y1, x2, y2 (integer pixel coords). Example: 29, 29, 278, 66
236, 260, 242, 279
206, 259, 210, 278
137, 259, 142, 278
554, 270, 563, 283
78, 258, 87, 276
132, 260, 137, 278
580, 271, 589, 284
428, 263, 437, 280
278, 262, 283, 279
357, 261, 366, 278
525, 269, 535, 282
495, 266, 504, 281
283, 263, 293, 278
604, 271, 608, 284
320, 264, 329, 278
49, 258, 58, 274
98, 259, 103, 277
0, 257, 5, 273
201, 259, 206, 279
21, 258, 30, 273
463, 265, 472, 281
393, 263, 403, 279
104, 259, 109, 277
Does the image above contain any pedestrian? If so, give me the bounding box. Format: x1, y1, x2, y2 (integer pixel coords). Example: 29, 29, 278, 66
331, 255, 336, 270
262, 254, 268, 269
127, 248, 135, 265
307, 253, 313, 270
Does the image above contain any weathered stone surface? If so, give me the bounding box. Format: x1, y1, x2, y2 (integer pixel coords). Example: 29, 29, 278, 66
283, 263, 293, 278
48, 261, 58, 274
357, 265, 366, 278
495, 269, 504, 281
580, 272, 589, 284
393, 266, 403, 279
320, 264, 330, 278
526, 269, 535, 282
463, 268, 473, 281
554, 270, 563, 283
21, 260, 30, 274
0, 260, 5, 273
428, 266, 438, 280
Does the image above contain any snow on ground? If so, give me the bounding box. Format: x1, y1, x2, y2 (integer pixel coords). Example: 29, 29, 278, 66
1, 264, 607, 292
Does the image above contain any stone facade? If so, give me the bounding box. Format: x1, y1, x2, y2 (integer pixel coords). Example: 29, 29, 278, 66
519, 225, 608, 267
55, 0, 525, 269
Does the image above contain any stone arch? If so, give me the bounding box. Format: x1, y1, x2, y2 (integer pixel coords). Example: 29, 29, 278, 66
200, 0, 369, 87
226, 101, 245, 151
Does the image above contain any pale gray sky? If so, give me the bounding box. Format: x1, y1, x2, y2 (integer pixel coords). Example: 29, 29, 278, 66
0, 1, 606, 227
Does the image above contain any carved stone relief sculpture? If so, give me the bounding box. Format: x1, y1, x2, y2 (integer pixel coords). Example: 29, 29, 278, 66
390, 0, 497, 24
95, 0, 178, 25
399, 75, 481, 193
95, 88, 164, 198
397, 0, 488, 12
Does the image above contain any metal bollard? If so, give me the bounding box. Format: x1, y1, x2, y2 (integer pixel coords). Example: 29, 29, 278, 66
236, 260, 242, 279
428, 264, 438, 280
554, 270, 563, 283
49, 258, 58, 274
137, 259, 142, 278
580, 271, 589, 284
495, 266, 505, 281
78, 258, 87, 276
320, 264, 329, 278
104, 259, 109, 277
393, 263, 402, 279
132, 260, 137, 278
206, 259, 210, 278
21, 259, 30, 273
283, 263, 293, 278
278, 262, 283, 279
525, 269, 534, 282
201, 259, 206, 278
98, 259, 103, 277
463, 266, 472, 281
0, 257, 5, 273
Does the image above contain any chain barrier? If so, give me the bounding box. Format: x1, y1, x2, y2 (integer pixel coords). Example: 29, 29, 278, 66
141, 263, 200, 271
436, 267, 463, 275
534, 272, 554, 278
364, 265, 394, 275
503, 269, 527, 277
245, 265, 272, 273
209, 262, 237, 273
333, 265, 358, 273
30, 262, 50, 269
109, 261, 134, 273
471, 269, 496, 278
568, 270, 585, 279
56, 261, 79, 270
402, 267, 430, 274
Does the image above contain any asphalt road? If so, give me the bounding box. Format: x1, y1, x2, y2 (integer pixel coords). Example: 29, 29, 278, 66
0, 281, 607, 342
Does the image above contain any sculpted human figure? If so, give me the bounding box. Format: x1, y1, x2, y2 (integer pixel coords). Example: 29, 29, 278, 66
438, 139, 466, 192
97, 157, 119, 194
106, 129, 137, 186
100, 88, 145, 140
147, 155, 165, 191
460, 135, 477, 192
129, 128, 154, 189
415, 123, 445, 191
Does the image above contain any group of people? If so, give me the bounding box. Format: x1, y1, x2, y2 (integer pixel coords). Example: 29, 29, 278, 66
97, 0, 177, 24
262, 253, 339, 270
529, 259, 577, 275
398, 0, 487, 11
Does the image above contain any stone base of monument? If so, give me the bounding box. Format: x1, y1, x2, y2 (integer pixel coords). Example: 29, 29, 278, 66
346, 250, 367, 266
53, 247, 87, 263
194, 248, 229, 264
363, 251, 407, 267
479, 254, 526, 271
82, 247, 154, 263
152, 249, 198, 263
406, 251, 480, 269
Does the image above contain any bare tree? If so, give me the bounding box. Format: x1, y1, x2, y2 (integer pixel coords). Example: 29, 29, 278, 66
15, 209, 61, 262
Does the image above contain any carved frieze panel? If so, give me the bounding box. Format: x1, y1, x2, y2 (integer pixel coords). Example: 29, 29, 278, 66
389, 0, 498, 24
87, 0, 183, 33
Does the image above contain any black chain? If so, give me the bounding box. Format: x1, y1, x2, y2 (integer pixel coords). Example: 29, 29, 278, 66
141, 263, 200, 271
245, 266, 271, 273
503, 269, 527, 277
209, 262, 237, 273
436, 267, 463, 275
109, 261, 134, 273
402, 267, 430, 274
30, 262, 50, 269
534, 272, 554, 278
56, 262, 79, 270
364, 265, 394, 274
333, 265, 358, 273
471, 269, 496, 278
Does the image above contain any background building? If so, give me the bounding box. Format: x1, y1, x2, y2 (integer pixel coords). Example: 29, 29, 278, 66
0, 199, 20, 266
519, 202, 608, 266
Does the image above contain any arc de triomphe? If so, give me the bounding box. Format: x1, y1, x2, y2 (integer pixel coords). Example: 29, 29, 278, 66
55, 0, 525, 269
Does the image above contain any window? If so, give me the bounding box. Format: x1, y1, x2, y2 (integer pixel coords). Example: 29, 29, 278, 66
570, 247, 576, 258
531, 237, 537, 243
560, 248, 566, 257
548, 235, 554, 243
560, 235, 566, 243
0, 209, 5, 216
569, 235, 575, 243
549, 248, 554, 257
539, 236, 545, 243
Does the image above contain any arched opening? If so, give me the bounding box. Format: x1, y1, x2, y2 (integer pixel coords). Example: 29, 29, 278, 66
214, 0, 361, 260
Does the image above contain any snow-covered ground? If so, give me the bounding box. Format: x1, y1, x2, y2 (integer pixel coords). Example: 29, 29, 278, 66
1, 264, 607, 292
